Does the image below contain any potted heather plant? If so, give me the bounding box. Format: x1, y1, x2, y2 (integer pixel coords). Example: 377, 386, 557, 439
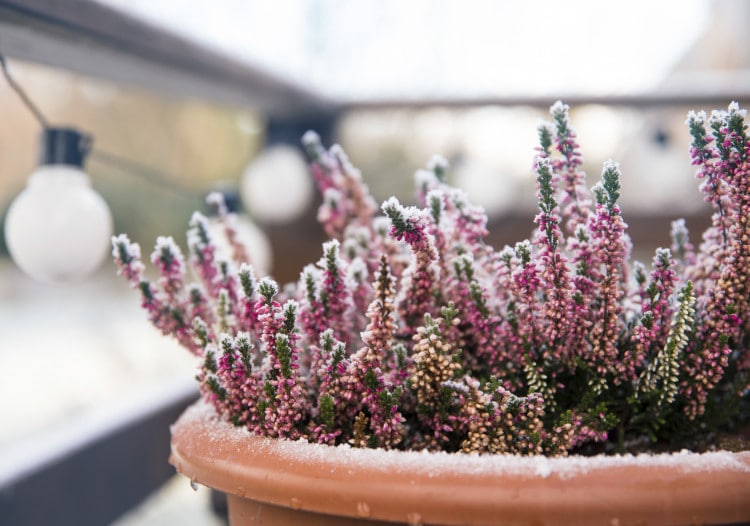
114, 102, 750, 525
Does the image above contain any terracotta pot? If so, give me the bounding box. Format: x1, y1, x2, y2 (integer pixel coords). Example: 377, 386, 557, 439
170, 402, 750, 525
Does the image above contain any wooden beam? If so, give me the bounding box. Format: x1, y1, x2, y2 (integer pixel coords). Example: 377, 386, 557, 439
340, 90, 750, 112
1, 0, 746, 116
0, 0, 336, 118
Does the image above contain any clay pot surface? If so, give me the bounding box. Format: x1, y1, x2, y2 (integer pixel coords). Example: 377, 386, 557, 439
170, 401, 750, 525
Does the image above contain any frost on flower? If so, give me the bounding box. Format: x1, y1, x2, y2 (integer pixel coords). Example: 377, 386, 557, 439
115, 101, 750, 457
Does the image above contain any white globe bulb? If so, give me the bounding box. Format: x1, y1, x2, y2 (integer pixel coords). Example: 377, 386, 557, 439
208, 214, 273, 276
240, 144, 313, 223
4, 165, 113, 282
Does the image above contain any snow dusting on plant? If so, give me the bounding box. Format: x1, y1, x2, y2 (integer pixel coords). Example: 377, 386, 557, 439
116, 102, 750, 456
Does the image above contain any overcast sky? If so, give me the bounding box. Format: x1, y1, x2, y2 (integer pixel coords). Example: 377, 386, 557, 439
99, 0, 709, 100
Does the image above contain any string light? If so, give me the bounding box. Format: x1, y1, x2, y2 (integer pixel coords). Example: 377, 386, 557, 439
2, 54, 113, 282
240, 143, 313, 223
1, 53, 275, 281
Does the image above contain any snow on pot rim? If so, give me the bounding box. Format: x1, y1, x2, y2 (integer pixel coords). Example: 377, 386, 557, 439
170, 401, 750, 526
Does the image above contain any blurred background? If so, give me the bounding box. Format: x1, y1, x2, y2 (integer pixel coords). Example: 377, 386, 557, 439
0, 0, 749, 523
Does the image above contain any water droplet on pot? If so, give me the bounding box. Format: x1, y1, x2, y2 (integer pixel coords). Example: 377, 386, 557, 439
190, 479, 198, 491
290, 497, 302, 510
236, 486, 246, 497
357, 501, 370, 517
407, 512, 423, 526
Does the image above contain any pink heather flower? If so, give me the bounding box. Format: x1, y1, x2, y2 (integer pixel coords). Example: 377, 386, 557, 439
112, 234, 145, 284
303, 132, 378, 240
206, 191, 254, 266
187, 212, 222, 299
510, 240, 542, 351
151, 236, 186, 302
113, 234, 201, 354
583, 161, 631, 380
445, 188, 489, 248
680, 103, 750, 418
382, 197, 440, 336
548, 101, 591, 235
297, 240, 353, 345
115, 102, 750, 456
237, 263, 261, 333
532, 157, 576, 370
626, 248, 678, 381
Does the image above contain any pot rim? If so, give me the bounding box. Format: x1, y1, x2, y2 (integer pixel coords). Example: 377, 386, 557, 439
170, 401, 750, 525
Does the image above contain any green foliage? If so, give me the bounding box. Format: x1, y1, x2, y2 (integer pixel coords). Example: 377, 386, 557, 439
364, 368, 380, 391
203, 348, 217, 374
515, 241, 531, 266
206, 376, 226, 402
193, 318, 211, 348
275, 334, 293, 378
282, 301, 297, 335
239, 265, 255, 298
319, 393, 335, 428
382, 198, 418, 237
379, 386, 403, 412
599, 161, 621, 214
258, 278, 278, 305
119, 102, 750, 457
537, 122, 554, 158
429, 192, 443, 224
236, 334, 253, 371
687, 111, 710, 157
217, 289, 230, 333
138, 280, 154, 302
535, 158, 559, 250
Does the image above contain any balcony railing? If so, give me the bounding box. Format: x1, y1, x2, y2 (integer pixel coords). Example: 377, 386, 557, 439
0, 379, 198, 526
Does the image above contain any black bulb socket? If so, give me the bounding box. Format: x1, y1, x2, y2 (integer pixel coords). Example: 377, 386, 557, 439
39, 127, 92, 168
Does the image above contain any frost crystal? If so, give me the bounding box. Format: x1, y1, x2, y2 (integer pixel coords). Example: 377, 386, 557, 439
115, 102, 750, 457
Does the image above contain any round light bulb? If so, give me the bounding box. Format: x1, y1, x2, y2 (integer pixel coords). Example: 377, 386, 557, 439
5, 164, 113, 282
208, 214, 273, 276
240, 144, 313, 223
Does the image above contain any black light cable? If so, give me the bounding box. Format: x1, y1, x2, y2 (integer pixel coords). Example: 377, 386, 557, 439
0, 52, 203, 199
0, 52, 203, 281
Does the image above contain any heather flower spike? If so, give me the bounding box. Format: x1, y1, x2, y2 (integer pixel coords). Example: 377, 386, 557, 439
116, 101, 750, 456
